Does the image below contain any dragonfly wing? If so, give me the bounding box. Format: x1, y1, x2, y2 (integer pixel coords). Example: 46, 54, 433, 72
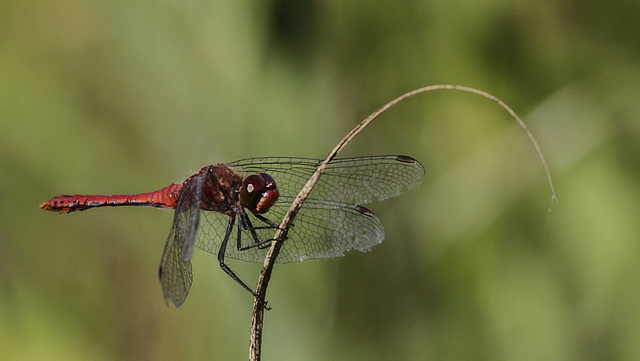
158, 225, 193, 307
194, 196, 384, 263
158, 172, 205, 307
269, 197, 385, 263
227, 155, 425, 205
193, 156, 422, 264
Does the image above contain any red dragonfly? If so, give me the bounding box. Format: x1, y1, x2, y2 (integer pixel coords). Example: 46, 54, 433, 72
40, 156, 424, 307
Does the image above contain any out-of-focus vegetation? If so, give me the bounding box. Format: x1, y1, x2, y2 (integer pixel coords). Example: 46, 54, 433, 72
2, 0, 640, 360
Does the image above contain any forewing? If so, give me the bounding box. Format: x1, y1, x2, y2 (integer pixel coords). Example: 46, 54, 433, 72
194, 196, 384, 263
227, 155, 425, 205
158, 172, 205, 307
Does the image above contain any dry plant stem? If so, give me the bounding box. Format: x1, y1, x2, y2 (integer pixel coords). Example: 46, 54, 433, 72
248, 84, 558, 361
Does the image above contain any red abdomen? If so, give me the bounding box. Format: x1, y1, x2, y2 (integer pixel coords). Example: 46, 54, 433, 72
40, 183, 182, 213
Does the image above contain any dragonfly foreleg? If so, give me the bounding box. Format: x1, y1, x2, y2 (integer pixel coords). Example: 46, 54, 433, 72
251, 213, 281, 229
241, 213, 280, 230
237, 211, 284, 251
217, 214, 269, 308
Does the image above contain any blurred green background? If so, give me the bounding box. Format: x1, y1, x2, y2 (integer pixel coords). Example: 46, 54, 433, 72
2, 0, 640, 360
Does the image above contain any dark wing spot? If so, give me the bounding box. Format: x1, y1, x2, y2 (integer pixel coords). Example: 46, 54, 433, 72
355, 205, 376, 217
395, 155, 416, 163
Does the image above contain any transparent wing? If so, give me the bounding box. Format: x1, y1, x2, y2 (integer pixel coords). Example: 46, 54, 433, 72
158, 172, 204, 307
158, 226, 193, 307
227, 155, 425, 205
194, 197, 384, 263
193, 155, 423, 264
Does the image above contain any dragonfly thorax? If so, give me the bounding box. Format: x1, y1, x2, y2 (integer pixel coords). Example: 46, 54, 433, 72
193, 164, 245, 214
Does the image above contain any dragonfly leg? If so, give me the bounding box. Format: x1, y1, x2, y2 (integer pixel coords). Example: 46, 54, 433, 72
252, 214, 287, 248
236, 211, 285, 251
241, 213, 281, 230
218, 214, 270, 309
252, 213, 281, 229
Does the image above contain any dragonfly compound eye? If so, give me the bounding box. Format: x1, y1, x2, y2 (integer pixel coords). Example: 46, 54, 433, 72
240, 173, 279, 214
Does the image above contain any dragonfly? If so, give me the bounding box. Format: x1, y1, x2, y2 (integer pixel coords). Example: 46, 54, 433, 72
40, 155, 425, 307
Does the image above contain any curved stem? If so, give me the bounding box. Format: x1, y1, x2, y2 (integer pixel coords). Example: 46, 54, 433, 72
248, 84, 558, 361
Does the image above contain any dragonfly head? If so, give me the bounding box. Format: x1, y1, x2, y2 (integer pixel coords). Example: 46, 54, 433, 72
240, 173, 279, 214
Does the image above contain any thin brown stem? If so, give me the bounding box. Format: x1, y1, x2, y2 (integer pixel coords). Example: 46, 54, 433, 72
248, 84, 558, 361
